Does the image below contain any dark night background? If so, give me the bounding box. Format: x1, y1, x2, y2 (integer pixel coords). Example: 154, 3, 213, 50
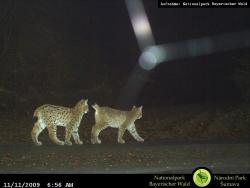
0, 0, 249, 173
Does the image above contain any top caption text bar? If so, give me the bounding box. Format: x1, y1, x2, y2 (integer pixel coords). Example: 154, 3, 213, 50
158, 0, 249, 8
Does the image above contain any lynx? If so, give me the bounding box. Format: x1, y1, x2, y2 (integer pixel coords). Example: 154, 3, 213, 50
31, 99, 88, 146
91, 104, 144, 144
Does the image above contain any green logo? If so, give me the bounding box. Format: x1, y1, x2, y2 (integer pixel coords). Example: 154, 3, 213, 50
193, 168, 211, 187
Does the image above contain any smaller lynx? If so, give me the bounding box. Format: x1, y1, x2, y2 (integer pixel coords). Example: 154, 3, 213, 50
31, 99, 88, 146
91, 104, 144, 144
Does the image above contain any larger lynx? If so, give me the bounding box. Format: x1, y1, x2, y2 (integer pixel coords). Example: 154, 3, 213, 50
91, 104, 144, 144
31, 99, 88, 146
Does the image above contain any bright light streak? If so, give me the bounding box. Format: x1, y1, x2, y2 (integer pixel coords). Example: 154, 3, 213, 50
117, 0, 155, 106
187, 37, 213, 57
139, 51, 157, 70
141, 30, 250, 67
125, 0, 155, 51
133, 15, 152, 37
139, 46, 168, 70
126, 0, 250, 71
119, 0, 250, 108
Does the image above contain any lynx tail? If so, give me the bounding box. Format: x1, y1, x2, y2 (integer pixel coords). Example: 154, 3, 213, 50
33, 109, 39, 117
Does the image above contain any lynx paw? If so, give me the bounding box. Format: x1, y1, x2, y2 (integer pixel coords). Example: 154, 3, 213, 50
97, 139, 102, 144
138, 138, 144, 142
35, 141, 42, 146
91, 138, 96, 144
77, 140, 83, 145
56, 141, 65, 146
118, 139, 125, 144
65, 141, 72, 146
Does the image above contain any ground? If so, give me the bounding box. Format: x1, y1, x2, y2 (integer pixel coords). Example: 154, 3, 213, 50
0, 142, 249, 174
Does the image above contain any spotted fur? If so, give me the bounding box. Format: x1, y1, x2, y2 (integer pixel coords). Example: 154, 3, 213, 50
91, 104, 144, 144
31, 99, 88, 146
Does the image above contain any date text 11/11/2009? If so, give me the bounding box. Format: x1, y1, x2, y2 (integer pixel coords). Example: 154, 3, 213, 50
2, 182, 74, 188
3, 182, 41, 188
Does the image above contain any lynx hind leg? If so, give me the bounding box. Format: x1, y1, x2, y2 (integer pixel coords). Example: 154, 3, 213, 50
31, 121, 45, 146
64, 126, 73, 146
47, 126, 64, 145
91, 124, 106, 144
72, 130, 83, 145
128, 124, 144, 142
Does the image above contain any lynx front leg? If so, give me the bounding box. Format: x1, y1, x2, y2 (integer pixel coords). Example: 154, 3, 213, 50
91, 125, 98, 144
47, 126, 64, 145
128, 124, 144, 142
72, 130, 83, 145
91, 124, 106, 144
31, 121, 45, 146
118, 126, 126, 144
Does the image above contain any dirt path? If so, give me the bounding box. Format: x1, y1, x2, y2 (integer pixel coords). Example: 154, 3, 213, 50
0, 141, 249, 174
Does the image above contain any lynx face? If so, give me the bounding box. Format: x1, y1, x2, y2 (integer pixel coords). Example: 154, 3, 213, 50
31, 99, 88, 146
91, 104, 144, 144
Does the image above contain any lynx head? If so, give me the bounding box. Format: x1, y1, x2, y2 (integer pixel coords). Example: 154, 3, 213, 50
75, 99, 89, 114
131, 105, 143, 119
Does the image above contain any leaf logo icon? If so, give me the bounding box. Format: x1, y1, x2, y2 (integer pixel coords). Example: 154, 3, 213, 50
193, 168, 212, 187
197, 170, 208, 183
